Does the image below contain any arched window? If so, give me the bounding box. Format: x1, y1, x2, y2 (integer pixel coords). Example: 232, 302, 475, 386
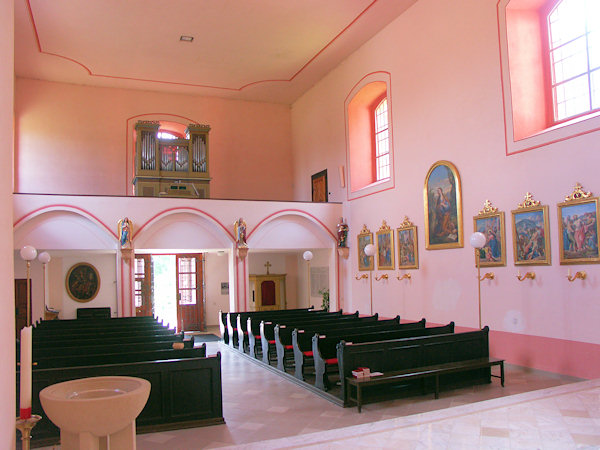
345, 73, 394, 200
547, 0, 600, 121
374, 98, 390, 181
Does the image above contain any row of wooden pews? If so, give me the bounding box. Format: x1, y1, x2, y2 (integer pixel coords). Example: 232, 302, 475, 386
219, 308, 504, 410
19, 316, 224, 446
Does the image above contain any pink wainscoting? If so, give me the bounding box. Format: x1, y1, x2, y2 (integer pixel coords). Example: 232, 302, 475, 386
15, 78, 294, 200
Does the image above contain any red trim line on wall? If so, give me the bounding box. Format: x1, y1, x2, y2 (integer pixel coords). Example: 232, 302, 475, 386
25, 0, 379, 92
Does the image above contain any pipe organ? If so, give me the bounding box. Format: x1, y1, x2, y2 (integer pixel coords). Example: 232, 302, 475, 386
133, 121, 211, 198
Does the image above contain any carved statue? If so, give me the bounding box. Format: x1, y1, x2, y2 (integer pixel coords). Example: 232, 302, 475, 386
337, 217, 349, 248
234, 218, 248, 248
117, 217, 133, 249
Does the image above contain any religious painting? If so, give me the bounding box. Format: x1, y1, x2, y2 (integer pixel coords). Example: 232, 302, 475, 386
65, 263, 101, 302
311, 170, 328, 202
397, 217, 418, 269
511, 193, 551, 266
557, 184, 600, 265
424, 160, 463, 249
473, 200, 506, 267
376, 221, 395, 270
357, 224, 374, 271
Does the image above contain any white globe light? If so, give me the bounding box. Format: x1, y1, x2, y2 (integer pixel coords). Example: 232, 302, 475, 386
364, 244, 377, 257
38, 251, 51, 264
303, 251, 314, 261
469, 232, 487, 249
20, 245, 38, 261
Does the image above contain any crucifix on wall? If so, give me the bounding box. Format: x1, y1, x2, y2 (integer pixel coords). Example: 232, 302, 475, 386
264, 261, 271, 274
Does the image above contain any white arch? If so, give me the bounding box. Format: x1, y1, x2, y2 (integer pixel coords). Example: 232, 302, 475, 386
133, 208, 235, 250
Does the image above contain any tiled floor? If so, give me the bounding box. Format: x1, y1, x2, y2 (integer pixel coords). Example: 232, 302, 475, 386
39, 335, 597, 449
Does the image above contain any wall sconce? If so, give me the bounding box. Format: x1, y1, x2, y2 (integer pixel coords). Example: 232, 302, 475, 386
364, 244, 377, 314
397, 273, 412, 281
469, 232, 491, 329
354, 274, 368, 280
516, 270, 536, 282
567, 269, 586, 282
375, 273, 388, 281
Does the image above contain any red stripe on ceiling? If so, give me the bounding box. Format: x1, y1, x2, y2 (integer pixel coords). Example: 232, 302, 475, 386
25, 0, 379, 92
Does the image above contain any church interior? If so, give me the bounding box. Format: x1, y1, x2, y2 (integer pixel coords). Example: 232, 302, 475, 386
3, 0, 600, 448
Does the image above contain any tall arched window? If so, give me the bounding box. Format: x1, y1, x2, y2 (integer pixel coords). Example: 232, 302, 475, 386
374, 98, 390, 181
548, 0, 600, 121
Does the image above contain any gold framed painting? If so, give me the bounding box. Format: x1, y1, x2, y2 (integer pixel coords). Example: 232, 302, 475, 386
511, 193, 551, 266
557, 183, 600, 265
311, 169, 328, 202
65, 262, 101, 302
424, 160, 463, 250
357, 224, 374, 271
376, 221, 395, 270
397, 217, 418, 269
473, 200, 506, 267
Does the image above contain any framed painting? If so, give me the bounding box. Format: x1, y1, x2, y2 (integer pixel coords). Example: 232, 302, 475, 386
311, 169, 328, 202
424, 160, 463, 249
473, 200, 506, 267
65, 262, 101, 302
557, 183, 600, 265
357, 224, 374, 271
397, 217, 418, 269
511, 193, 551, 265
376, 221, 395, 270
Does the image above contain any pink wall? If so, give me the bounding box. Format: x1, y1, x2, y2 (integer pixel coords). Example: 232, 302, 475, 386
1, 0, 16, 445
15, 78, 294, 200
291, 0, 600, 379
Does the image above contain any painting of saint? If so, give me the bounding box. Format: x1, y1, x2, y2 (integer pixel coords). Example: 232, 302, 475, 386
397, 226, 418, 269
558, 199, 599, 264
512, 207, 551, 265
474, 213, 506, 267
376, 229, 394, 270
357, 229, 374, 271
424, 161, 463, 249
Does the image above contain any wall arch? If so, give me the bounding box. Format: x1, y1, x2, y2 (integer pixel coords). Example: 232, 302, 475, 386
134, 208, 235, 250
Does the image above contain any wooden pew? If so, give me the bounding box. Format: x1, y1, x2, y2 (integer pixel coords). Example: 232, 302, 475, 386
31, 332, 187, 349
259, 312, 358, 365
274, 315, 384, 371
34, 316, 161, 329
336, 327, 500, 408
235, 308, 330, 352
292, 318, 425, 381
32, 338, 194, 359
32, 327, 176, 343
31, 345, 207, 370
227, 308, 328, 349
311, 321, 451, 390
19, 352, 223, 446
218, 307, 317, 344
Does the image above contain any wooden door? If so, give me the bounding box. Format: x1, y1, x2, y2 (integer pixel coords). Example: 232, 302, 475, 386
134, 255, 153, 316
15, 279, 29, 334
176, 254, 204, 331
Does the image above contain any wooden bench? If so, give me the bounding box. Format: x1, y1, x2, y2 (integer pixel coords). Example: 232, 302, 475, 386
336, 327, 495, 407
30, 332, 187, 349
346, 357, 504, 412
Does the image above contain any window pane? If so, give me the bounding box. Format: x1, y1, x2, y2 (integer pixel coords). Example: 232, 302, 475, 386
549, 0, 586, 48
551, 37, 587, 84
554, 74, 590, 119
178, 257, 195, 272
179, 289, 196, 305
134, 258, 145, 275
591, 68, 600, 109
589, 30, 600, 70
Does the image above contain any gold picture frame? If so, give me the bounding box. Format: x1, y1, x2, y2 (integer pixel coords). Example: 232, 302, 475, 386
376, 221, 395, 270
511, 193, 551, 266
65, 262, 101, 303
397, 217, 418, 269
473, 200, 506, 267
357, 224, 374, 271
424, 160, 463, 250
557, 183, 600, 265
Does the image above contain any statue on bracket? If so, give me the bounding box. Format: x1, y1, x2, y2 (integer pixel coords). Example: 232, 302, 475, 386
337, 217, 349, 259
117, 217, 133, 249
234, 218, 249, 260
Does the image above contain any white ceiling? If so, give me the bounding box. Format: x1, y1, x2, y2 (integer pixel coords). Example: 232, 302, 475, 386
14, 0, 417, 104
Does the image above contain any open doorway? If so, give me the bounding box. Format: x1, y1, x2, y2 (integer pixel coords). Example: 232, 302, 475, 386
134, 253, 205, 331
